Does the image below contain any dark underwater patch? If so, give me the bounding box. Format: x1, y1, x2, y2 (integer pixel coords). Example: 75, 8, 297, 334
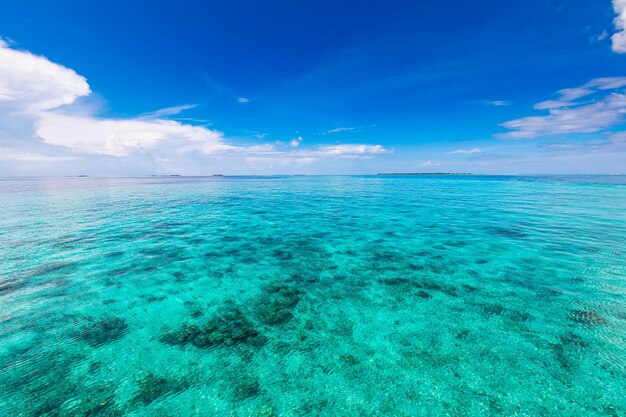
232, 374, 261, 401
560, 332, 589, 349
487, 226, 528, 239
0, 279, 25, 296
271, 249, 293, 261
29, 261, 78, 277
462, 284, 478, 292
480, 303, 507, 316
255, 282, 303, 326
160, 303, 267, 350
507, 310, 533, 323
133, 372, 190, 405
78, 316, 129, 347
570, 309, 606, 326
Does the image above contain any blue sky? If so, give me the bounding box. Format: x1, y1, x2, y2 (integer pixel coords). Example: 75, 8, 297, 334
1, 0, 625, 175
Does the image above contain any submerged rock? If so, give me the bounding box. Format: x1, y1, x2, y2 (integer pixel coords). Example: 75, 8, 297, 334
380, 277, 416, 287
340, 354, 360, 366
159, 324, 201, 346
233, 374, 261, 401
133, 372, 189, 405
560, 332, 589, 349
462, 284, 478, 292
480, 304, 507, 316
570, 309, 607, 326
271, 249, 293, 261
194, 306, 266, 349
79, 317, 129, 347
508, 310, 533, 323
255, 282, 303, 326
184, 301, 204, 318
549, 342, 573, 371
160, 303, 267, 350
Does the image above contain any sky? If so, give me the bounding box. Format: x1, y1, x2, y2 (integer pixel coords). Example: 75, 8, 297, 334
0, 0, 625, 175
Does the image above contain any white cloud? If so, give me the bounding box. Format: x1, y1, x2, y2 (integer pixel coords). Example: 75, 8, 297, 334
613, 0, 626, 53
312, 144, 391, 158
238, 97, 250, 103
419, 160, 441, 167
289, 136, 303, 147
0, 39, 90, 111
36, 112, 235, 157
497, 77, 626, 139
139, 104, 197, 118
0, 147, 78, 162
591, 30, 609, 43
240, 143, 392, 168
469, 100, 512, 107
488, 100, 511, 107
0, 40, 391, 175
320, 127, 359, 135
447, 147, 483, 155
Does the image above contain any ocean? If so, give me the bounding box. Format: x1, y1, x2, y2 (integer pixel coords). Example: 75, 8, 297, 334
0, 175, 624, 416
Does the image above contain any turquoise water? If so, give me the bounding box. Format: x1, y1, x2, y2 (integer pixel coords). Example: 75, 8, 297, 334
0, 175, 624, 416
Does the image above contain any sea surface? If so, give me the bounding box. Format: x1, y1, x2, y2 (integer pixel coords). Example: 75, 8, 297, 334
0, 175, 624, 416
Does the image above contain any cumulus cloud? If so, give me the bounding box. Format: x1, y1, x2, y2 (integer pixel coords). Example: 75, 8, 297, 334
36, 112, 235, 157
0, 41, 390, 174
613, 0, 626, 53
0, 40, 232, 164
447, 147, 482, 155
0, 39, 90, 111
497, 77, 626, 139
289, 136, 302, 147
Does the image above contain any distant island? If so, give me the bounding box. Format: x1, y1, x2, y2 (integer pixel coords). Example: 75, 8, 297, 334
377, 172, 473, 176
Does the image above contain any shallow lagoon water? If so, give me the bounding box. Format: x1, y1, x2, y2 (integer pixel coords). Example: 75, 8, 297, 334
0, 175, 624, 416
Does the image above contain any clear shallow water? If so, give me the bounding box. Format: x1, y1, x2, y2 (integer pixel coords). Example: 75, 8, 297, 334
0, 175, 624, 416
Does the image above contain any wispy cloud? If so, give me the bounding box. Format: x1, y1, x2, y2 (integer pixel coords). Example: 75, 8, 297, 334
539, 132, 626, 153
447, 147, 483, 155
469, 100, 512, 107
238, 97, 250, 103
310, 144, 391, 158
0, 147, 79, 162
590, 30, 609, 43
613, 0, 626, 53
497, 77, 626, 139
139, 104, 197, 119
321, 127, 357, 135
419, 160, 441, 167
318, 126, 372, 135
